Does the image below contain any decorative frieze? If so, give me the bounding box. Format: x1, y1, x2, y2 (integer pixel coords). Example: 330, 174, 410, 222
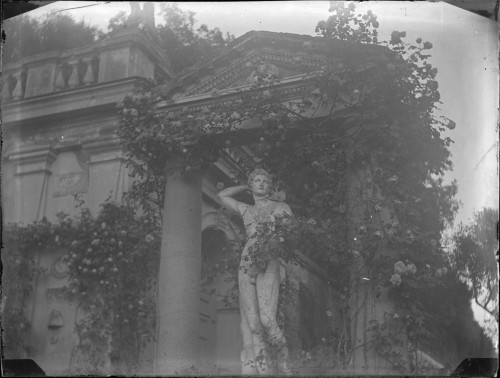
52, 171, 88, 197
184, 48, 329, 97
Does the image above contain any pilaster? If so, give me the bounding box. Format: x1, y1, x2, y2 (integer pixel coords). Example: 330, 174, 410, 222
7, 144, 57, 223
82, 137, 129, 212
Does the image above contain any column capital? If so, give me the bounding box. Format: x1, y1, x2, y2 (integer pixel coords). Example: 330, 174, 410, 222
82, 137, 126, 165
8, 143, 57, 176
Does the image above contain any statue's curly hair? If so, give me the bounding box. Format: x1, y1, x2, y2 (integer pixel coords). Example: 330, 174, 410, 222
247, 168, 272, 187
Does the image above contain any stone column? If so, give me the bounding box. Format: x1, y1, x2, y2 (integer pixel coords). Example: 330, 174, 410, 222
155, 158, 202, 375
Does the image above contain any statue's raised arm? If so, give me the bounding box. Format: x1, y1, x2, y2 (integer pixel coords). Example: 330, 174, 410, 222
217, 184, 248, 215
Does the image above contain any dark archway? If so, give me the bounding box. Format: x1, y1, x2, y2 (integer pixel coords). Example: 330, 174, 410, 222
200, 228, 242, 373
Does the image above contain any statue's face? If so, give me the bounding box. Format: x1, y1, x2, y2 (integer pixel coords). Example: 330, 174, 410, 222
250, 174, 271, 197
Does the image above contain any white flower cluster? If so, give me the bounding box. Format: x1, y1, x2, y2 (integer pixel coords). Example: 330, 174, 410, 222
391, 260, 418, 286
390, 273, 402, 286
394, 260, 417, 275
435, 267, 448, 277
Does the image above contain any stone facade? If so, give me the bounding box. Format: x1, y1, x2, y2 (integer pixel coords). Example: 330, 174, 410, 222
1, 24, 353, 375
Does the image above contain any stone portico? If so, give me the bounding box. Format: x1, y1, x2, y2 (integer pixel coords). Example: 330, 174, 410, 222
2, 15, 401, 375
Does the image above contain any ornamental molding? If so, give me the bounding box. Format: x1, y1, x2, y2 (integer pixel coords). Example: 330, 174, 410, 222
181, 48, 329, 97
8, 144, 57, 176
162, 78, 316, 116
50, 256, 71, 279
46, 287, 69, 303
8, 143, 57, 164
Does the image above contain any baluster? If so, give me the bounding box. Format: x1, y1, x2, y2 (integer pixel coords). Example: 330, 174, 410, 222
93, 56, 100, 82
67, 59, 80, 88
2, 75, 12, 101
82, 56, 96, 85
54, 64, 66, 91
11, 70, 25, 100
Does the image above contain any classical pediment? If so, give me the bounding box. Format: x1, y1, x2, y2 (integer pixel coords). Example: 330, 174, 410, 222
176, 48, 323, 98
170, 31, 393, 100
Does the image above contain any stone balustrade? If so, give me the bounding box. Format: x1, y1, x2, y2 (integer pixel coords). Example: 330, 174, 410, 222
2, 30, 173, 104
2, 48, 100, 102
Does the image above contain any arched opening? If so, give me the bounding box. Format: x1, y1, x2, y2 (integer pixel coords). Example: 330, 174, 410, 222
200, 228, 242, 373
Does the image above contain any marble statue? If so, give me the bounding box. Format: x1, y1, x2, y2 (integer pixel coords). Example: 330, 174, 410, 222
217, 169, 292, 375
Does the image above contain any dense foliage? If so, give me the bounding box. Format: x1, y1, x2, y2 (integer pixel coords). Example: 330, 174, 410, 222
451, 208, 499, 331
107, 3, 234, 73
62, 200, 160, 374
1, 221, 49, 358
156, 3, 234, 73
1, 200, 161, 375
2, 13, 102, 64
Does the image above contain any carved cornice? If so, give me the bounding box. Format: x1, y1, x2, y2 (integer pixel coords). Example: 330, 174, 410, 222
82, 136, 127, 165
159, 75, 316, 116
2, 77, 150, 126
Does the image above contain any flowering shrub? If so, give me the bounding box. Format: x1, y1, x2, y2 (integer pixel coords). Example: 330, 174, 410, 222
2, 199, 161, 375
2, 221, 51, 358
390, 273, 403, 287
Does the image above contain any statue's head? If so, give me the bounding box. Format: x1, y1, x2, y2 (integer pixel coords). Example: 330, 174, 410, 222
248, 169, 272, 197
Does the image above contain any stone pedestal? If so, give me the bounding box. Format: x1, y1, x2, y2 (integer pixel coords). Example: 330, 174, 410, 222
155, 159, 202, 375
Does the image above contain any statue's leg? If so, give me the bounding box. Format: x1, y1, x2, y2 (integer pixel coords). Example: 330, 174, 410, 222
256, 259, 292, 375
239, 295, 258, 375
239, 268, 269, 375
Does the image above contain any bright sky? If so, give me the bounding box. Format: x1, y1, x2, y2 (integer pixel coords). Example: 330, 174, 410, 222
8, 0, 500, 349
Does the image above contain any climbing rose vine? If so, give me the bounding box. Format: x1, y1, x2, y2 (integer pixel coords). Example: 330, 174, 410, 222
2, 199, 161, 375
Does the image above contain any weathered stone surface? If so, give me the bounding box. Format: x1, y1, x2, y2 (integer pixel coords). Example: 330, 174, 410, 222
52, 172, 88, 197
25, 63, 56, 98
130, 49, 155, 79
156, 162, 203, 374
98, 48, 130, 82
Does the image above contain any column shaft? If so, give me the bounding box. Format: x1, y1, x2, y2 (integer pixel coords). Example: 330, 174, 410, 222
155, 161, 202, 375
